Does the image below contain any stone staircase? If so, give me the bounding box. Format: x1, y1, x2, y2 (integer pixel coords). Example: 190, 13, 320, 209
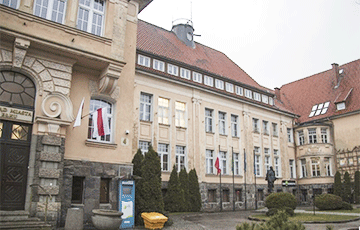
0, 211, 52, 230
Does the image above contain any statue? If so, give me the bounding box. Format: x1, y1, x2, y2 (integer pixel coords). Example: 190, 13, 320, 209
265, 166, 277, 193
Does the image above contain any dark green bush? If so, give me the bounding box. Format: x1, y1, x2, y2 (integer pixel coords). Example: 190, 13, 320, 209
334, 171, 342, 197
188, 169, 202, 212
341, 202, 353, 210
354, 171, 360, 204
315, 194, 343, 210
266, 208, 278, 216
284, 207, 295, 216
265, 192, 297, 210
343, 172, 352, 203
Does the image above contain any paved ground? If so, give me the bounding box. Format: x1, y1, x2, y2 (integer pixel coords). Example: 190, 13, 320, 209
158, 209, 360, 230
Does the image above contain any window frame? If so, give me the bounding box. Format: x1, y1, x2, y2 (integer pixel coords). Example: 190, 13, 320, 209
167, 63, 179, 76
139, 92, 152, 121
138, 54, 151, 67
220, 151, 227, 175
298, 130, 304, 145
180, 68, 191, 80
158, 97, 170, 125
287, 128, 293, 142
308, 128, 317, 144
192, 71, 202, 83
87, 98, 113, 143
272, 123, 278, 136
235, 86, 243, 96
233, 152, 240, 175
206, 149, 214, 174
204, 75, 213, 87
254, 146, 261, 176
245, 89, 252, 99
311, 157, 320, 177
263, 120, 269, 135
218, 111, 227, 135
153, 59, 165, 72
175, 145, 186, 172
252, 118, 259, 133
205, 108, 214, 133
33, 0, 67, 23
71, 176, 85, 204
1, 0, 19, 9
289, 159, 295, 179
231, 114, 238, 137
301, 159, 307, 178
321, 128, 328, 143
253, 92, 261, 101
262, 95, 269, 104
77, 0, 106, 36
215, 79, 224, 90
139, 140, 150, 155
175, 101, 186, 128
225, 82, 234, 93
274, 149, 281, 177
158, 143, 169, 172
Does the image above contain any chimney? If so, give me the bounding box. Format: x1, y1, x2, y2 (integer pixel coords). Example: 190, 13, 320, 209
274, 87, 281, 100
332, 63, 340, 87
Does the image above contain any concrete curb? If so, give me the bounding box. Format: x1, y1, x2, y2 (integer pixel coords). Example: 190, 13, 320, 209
248, 215, 360, 224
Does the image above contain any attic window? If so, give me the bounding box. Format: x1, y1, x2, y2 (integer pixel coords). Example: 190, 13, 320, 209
309, 102, 330, 117
336, 102, 345, 111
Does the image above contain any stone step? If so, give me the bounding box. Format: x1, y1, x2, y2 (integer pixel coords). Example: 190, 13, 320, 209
0, 220, 52, 230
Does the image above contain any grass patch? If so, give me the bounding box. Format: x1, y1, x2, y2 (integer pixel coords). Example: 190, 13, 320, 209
325, 208, 360, 214
253, 213, 359, 222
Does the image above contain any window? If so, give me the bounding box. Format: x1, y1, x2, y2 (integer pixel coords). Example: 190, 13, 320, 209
309, 102, 330, 117
272, 123, 278, 136
262, 95, 269, 104
192, 72, 202, 83
264, 148, 270, 172
324, 157, 332, 176
253, 92, 261, 101
206, 150, 214, 174
175, 102, 186, 127
208, 189, 216, 202
33, 0, 67, 23
100, 178, 110, 203
254, 147, 261, 176
274, 149, 280, 177
158, 143, 169, 171
1, 0, 18, 8
235, 189, 242, 202
226, 83, 234, 93
204, 75, 213, 86
311, 157, 320, 177
180, 68, 191, 80
233, 153, 240, 175
138, 55, 150, 67
215, 79, 224, 90
71, 176, 84, 204
321, 128, 328, 143
231, 115, 238, 137
339, 158, 346, 166
139, 141, 150, 155
336, 102, 345, 111
88, 99, 112, 142
153, 59, 165, 72
289, 159, 295, 179
218, 111, 226, 135
175, 146, 186, 172
287, 128, 293, 142
245, 89, 252, 99
167, 64, 178, 76
205, 108, 213, 132
140, 93, 152, 121
158, 97, 169, 125
301, 159, 307, 178
77, 0, 105, 36
258, 189, 264, 201
222, 189, 230, 202
269, 97, 274, 105
263, 121, 269, 135
220, 151, 227, 174
308, 128, 317, 143
298, 130, 304, 145
235, 86, 243, 96
252, 118, 259, 132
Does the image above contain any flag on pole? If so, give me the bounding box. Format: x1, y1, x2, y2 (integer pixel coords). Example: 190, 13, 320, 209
215, 152, 222, 175
73, 97, 85, 128
92, 107, 110, 138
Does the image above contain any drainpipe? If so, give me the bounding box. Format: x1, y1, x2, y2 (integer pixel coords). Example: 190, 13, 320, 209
292, 118, 300, 202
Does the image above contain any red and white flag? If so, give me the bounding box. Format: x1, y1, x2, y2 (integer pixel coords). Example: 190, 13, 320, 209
73, 97, 85, 128
215, 152, 222, 175
92, 107, 110, 138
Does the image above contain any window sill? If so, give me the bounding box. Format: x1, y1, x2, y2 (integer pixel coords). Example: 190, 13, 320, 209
206, 131, 215, 134
85, 140, 117, 149
232, 136, 240, 139
159, 123, 170, 127
253, 130, 260, 134
176, 126, 187, 130
219, 134, 227, 137
140, 120, 153, 124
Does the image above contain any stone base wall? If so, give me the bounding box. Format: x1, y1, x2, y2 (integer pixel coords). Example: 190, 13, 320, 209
61, 159, 133, 226
296, 183, 333, 206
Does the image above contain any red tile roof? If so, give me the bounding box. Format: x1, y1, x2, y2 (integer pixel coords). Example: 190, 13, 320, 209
136, 20, 270, 92
277, 59, 360, 123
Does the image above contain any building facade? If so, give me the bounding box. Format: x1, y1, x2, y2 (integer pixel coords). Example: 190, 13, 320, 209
0, 0, 151, 226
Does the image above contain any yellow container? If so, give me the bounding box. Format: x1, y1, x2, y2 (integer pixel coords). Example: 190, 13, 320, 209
141, 212, 168, 230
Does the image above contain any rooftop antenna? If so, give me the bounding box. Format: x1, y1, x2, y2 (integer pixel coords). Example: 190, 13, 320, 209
190, 0, 193, 21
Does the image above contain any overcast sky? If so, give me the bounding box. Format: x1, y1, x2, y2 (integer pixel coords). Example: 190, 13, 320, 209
138, 0, 360, 89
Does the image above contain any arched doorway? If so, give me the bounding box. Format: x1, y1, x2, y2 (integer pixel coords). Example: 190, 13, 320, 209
0, 71, 35, 210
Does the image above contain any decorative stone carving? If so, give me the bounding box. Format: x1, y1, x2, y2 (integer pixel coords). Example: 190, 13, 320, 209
41, 92, 74, 122
98, 63, 124, 95
13, 38, 30, 68
192, 97, 202, 105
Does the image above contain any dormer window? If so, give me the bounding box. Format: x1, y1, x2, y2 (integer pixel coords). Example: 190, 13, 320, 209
138, 55, 150, 67
193, 72, 202, 83
204, 75, 213, 87
235, 86, 243, 96
180, 68, 191, 80
153, 59, 165, 72
167, 64, 178, 76
226, 83, 234, 93
245, 89, 252, 99
262, 95, 268, 104
253, 92, 261, 102
336, 102, 346, 110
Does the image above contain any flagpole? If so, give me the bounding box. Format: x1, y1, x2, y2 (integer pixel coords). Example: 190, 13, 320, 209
254, 149, 257, 210
244, 148, 247, 210
219, 145, 222, 212
232, 147, 235, 211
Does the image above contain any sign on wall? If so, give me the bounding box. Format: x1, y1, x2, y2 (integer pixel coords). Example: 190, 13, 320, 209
0, 105, 33, 123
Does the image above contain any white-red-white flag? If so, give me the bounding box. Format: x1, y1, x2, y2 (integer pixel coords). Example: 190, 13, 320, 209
215, 152, 222, 175
73, 97, 85, 128
92, 107, 110, 138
